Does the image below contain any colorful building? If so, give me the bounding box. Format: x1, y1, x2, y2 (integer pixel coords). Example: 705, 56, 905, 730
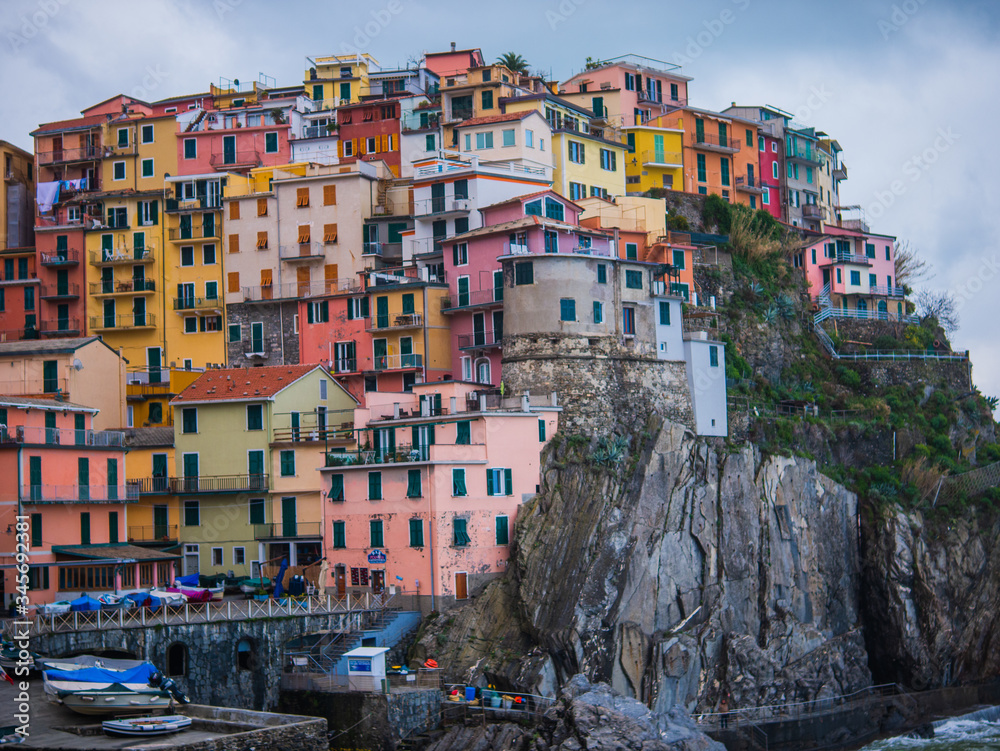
122, 426, 179, 548
622, 114, 685, 194
0, 245, 38, 342
1, 139, 34, 251
168, 365, 356, 576
678, 107, 760, 208
319, 380, 560, 611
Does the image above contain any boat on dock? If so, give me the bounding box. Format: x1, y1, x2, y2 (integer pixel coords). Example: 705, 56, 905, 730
102, 714, 192, 736
43, 659, 189, 716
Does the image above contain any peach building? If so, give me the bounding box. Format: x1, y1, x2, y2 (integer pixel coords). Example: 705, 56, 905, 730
319, 380, 559, 612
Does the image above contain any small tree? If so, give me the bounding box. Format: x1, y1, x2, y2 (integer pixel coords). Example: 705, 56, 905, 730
915, 289, 959, 334
893, 239, 930, 288
496, 52, 529, 74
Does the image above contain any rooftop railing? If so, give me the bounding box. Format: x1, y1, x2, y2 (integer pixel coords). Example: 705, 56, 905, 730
1, 425, 126, 447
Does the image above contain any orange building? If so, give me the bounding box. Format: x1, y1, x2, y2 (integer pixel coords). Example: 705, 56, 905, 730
678, 107, 761, 209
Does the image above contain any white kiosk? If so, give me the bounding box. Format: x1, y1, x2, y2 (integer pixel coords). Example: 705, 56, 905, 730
344, 646, 389, 692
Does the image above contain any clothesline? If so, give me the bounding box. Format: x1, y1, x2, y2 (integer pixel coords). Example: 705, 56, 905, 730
36, 178, 89, 213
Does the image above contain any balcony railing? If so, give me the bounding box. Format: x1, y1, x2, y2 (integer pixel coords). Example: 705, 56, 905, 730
164, 197, 223, 212
175, 474, 269, 493
209, 150, 262, 169
168, 225, 220, 241
802, 204, 824, 219
787, 142, 824, 165
35, 145, 103, 165
253, 522, 323, 540
39, 283, 81, 299
735, 176, 763, 193
90, 278, 156, 295
641, 149, 683, 167
21, 484, 138, 503
441, 288, 502, 312
38, 318, 82, 336
325, 444, 432, 467
173, 296, 222, 311
401, 111, 441, 132
691, 133, 741, 153
278, 244, 326, 262
413, 197, 471, 217
271, 424, 353, 443
126, 477, 174, 495
363, 242, 405, 258
40, 251, 80, 266
868, 285, 906, 298
0, 377, 68, 395
127, 524, 179, 543
302, 125, 338, 139
90, 314, 157, 330
89, 247, 155, 266
368, 353, 423, 372
239, 278, 363, 302
366, 313, 423, 332
458, 329, 502, 350
1, 425, 126, 447
824, 252, 871, 266
504, 241, 531, 255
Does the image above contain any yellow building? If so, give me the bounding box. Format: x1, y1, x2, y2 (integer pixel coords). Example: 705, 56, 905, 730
123, 426, 179, 550
304, 53, 378, 108
85, 114, 178, 370
623, 114, 685, 194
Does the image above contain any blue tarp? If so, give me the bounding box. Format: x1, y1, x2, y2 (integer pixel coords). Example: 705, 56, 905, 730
125, 592, 161, 610
175, 573, 199, 587
45, 662, 158, 685
273, 558, 289, 599
70, 595, 101, 612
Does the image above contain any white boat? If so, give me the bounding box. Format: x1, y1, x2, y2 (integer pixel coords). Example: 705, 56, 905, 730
36, 655, 146, 672
43, 660, 188, 716
102, 715, 192, 736
148, 589, 186, 606
36, 600, 72, 616
98, 593, 133, 610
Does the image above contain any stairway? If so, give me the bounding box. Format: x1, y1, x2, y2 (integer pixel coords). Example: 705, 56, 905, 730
376, 178, 394, 215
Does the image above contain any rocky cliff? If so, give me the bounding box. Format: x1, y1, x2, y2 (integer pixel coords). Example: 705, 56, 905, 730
417, 417, 873, 713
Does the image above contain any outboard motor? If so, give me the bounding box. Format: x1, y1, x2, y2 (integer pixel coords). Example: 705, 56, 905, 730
160, 676, 190, 704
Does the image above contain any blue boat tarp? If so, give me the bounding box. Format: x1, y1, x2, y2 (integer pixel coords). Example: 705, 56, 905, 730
125, 593, 162, 609
70, 595, 101, 612
273, 558, 289, 599
175, 573, 199, 587
45, 662, 158, 685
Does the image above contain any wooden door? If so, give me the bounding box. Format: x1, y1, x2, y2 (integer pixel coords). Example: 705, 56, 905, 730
371, 570, 384, 594
335, 565, 346, 598
455, 572, 468, 600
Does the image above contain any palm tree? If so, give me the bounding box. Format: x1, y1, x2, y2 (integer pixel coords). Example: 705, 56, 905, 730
496, 52, 529, 75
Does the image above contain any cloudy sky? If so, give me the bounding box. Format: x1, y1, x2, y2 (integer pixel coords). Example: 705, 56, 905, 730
1, 0, 997, 404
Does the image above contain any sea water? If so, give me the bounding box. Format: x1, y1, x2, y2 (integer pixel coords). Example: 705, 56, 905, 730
861, 707, 1000, 750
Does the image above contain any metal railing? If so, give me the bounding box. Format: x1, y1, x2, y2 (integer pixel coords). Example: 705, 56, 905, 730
413, 197, 471, 217
641, 149, 683, 166
37, 318, 82, 335
173, 296, 222, 311
786, 141, 824, 164
441, 288, 502, 311
209, 150, 262, 168
90, 279, 155, 295
692, 133, 741, 151
4, 593, 392, 637
329, 358, 358, 374
164, 197, 223, 212
20, 484, 138, 503
735, 175, 763, 191
822, 252, 871, 266
369, 353, 423, 371
868, 285, 906, 297
89, 247, 155, 265
3, 425, 126, 447
802, 204, 824, 219
0, 377, 68, 394
278, 243, 326, 261
239, 278, 362, 302
366, 313, 423, 332
36, 145, 103, 164
458, 330, 502, 349
90, 314, 157, 330
39, 250, 80, 266
326, 444, 432, 467
129, 474, 270, 494
253, 522, 323, 540
127, 524, 179, 542
168, 225, 220, 241
813, 307, 917, 325
39, 283, 80, 298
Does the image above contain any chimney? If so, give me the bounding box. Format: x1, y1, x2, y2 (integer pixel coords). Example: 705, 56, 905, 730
450, 42, 456, 52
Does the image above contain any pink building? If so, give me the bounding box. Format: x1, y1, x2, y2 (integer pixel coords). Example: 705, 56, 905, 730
561, 55, 691, 127
440, 190, 612, 384
319, 381, 559, 612
792, 227, 909, 320
0, 397, 177, 608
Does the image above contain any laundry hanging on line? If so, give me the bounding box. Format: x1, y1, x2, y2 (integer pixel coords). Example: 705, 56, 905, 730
36, 177, 89, 213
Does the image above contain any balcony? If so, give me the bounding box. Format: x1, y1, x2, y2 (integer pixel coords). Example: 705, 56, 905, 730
869, 285, 907, 298
0, 328, 40, 343
325, 444, 432, 467
172, 474, 269, 494
0, 377, 67, 395
240, 337, 269, 359
173, 296, 222, 312
38, 318, 82, 337
366, 313, 423, 332
278, 244, 326, 263
413, 197, 471, 218
90, 278, 156, 296
640, 150, 683, 168
787, 142, 824, 166
90, 313, 157, 331
20, 484, 138, 504
253, 522, 323, 541
401, 111, 441, 132
504, 241, 531, 255
90, 247, 155, 266
271, 424, 353, 443
458, 329, 502, 350
302, 125, 338, 139
735, 176, 763, 194
801, 204, 825, 220
168, 225, 220, 241
126, 477, 175, 495
832, 161, 848, 181
39, 283, 81, 300
164, 197, 223, 213
822, 253, 872, 267
1, 424, 126, 448
362, 241, 402, 258
127, 524, 179, 544
209, 150, 262, 170
691, 133, 741, 154
441, 288, 502, 313
35, 144, 103, 165
367, 353, 423, 372
40, 250, 80, 267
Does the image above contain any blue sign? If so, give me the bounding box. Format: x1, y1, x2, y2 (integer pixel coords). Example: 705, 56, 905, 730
349, 659, 372, 673
367, 549, 387, 565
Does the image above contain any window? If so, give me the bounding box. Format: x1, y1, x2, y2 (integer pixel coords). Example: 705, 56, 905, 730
544, 230, 558, 253
568, 141, 585, 164
526, 129, 534, 147
184, 500, 200, 526
456, 421, 471, 445
593, 301, 603, 323
331, 520, 346, 548
346, 297, 369, 319
264, 132, 279, 153
320, 379, 328, 399
697, 154, 706, 182
180, 246, 194, 266
113, 161, 126, 181
625, 270, 643, 289
600, 148, 616, 171
368, 471, 382, 500
24, 287, 34, 311
475, 131, 494, 149
452, 243, 468, 266
234, 547, 245, 566
184, 317, 197, 333
257, 198, 268, 217
184, 138, 196, 159
276, 450, 294, 477
496, 516, 509, 545
406, 468, 422, 498
772, 161, 779, 180
568, 182, 585, 201
453, 517, 470, 547
249, 497, 265, 525
328, 473, 344, 502
409, 518, 424, 547
237, 639, 254, 671
597, 264, 607, 284
211, 548, 223, 567
720, 158, 730, 186
560, 298, 576, 321
140, 158, 154, 178
148, 401, 163, 424
203, 244, 216, 265
710, 345, 719, 367
672, 249, 686, 270
369, 520, 384, 548
806, 166, 814, 184
885, 245, 892, 261
836, 268, 842, 284
117, 127, 129, 147
296, 187, 309, 207
182, 407, 197, 433
452, 468, 467, 496
625, 72, 635, 90
482, 90, 493, 109
502, 128, 515, 147
850, 270, 861, 285
538, 418, 546, 441
763, 187, 770, 205
659, 300, 671, 325
869, 273, 878, 288
623, 306, 635, 335
298, 225, 311, 244
487, 467, 513, 496
308, 300, 330, 323
514, 261, 533, 285
866, 243, 876, 258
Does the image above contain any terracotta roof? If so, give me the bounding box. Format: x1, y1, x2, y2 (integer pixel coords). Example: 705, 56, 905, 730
171, 365, 322, 404
455, 111, 538, 128
31, 113, 107, 136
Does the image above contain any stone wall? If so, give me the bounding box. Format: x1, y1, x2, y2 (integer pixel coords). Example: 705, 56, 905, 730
662, 191, 710, 233
851, 358, 972, 395
178, 704, 327, 751
501, 333, 694, 435
226, 300, 300, 367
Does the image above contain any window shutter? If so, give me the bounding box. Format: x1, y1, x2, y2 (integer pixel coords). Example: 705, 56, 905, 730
228, 271, 240, 293
307, 304, 314, 324
257, 198, 267, 216
150, 200, 158, 225
361, 297, 369, 317
347, 300, 354, 320
486, 469, 494, 496
296, 187, 309, 206
298, 225, 311, 244
324, 185, 337, 205
504, 468, 513, 496
229, 201, 240, 220
325, 263, 338, 282
256, 231, 268, 249
228, 234, 239, 253
260, 268, 272, 286
321, 301, 329, 322
324, 223, 338, 243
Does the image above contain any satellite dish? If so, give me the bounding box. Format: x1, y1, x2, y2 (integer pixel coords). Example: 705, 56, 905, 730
72, 359, 84, 371
233, 78, 240, 87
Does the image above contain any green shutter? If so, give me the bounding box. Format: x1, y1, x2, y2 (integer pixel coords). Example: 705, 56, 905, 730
456, 421, 470, 445
109, 511, 119, 544
107, 458, 118, 500
504, 468, 513, 496
452, 468, 466, 496
80, 512, 90, 545
409, 518, 424, 547
370, 520, 383, 548
249, 498, 265, 525
31, 513, 42, 548
328, 474, 344, 501
496, 516, 509, 545
368, 471, 382, 500
486, 469, 494, 496
29, 456, 41, 500
333, 521, 346, 548
453, 517, 469, 546
538, 418, 546, 441
407, 469, 421, 498
78, 458, 89, 501
281, 450, 295, 476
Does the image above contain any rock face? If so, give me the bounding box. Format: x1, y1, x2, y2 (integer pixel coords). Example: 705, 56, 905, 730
418, 418, 871, 713
423, 676, 724, 751
861, 506, 1000, 689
